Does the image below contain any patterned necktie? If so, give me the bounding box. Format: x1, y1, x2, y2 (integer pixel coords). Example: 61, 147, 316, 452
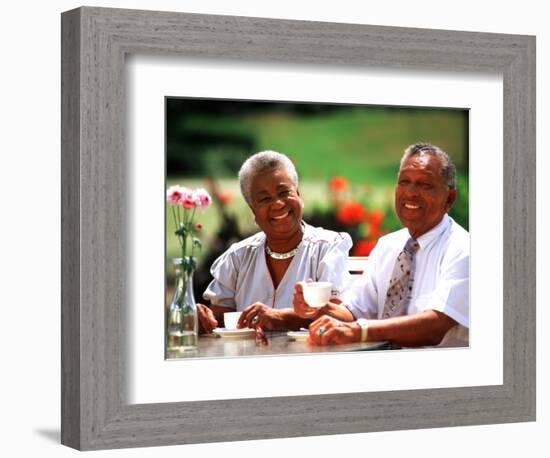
382, 238, 420, 318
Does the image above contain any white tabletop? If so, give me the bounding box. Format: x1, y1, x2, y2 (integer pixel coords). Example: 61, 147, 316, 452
166, 331, 390, 359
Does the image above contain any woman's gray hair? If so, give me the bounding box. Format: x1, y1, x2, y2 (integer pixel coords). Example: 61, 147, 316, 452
238, 150, 299, 206
399, 143, 457, 189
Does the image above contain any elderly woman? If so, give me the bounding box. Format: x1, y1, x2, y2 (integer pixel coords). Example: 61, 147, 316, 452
197, 150, 352, 333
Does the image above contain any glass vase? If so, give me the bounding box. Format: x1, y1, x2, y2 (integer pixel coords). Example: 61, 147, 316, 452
166, 257, 198, 352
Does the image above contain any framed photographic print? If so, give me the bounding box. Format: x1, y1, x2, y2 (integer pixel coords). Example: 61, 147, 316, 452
61, 6, 535, 450
163, 96, 468, 359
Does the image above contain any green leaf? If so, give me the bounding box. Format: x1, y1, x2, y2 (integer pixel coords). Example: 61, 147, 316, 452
175, 226, 188, 237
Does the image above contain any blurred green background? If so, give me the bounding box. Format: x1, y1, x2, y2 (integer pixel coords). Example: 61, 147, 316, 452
166, 98, 469, 299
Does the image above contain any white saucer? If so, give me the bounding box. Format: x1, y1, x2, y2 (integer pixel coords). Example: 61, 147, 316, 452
287, 330, 309, 341
212, 327, 255, 338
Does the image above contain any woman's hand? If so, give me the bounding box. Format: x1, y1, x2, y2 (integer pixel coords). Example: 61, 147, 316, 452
238, 302, 284, 331
293, 281, 328, 319
308, 315, 361, 346
293, 281, 355, 323
292, 281, 319, 319
196, 303, 219, 334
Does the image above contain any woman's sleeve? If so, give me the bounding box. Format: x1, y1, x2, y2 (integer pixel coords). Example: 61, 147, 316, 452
202, 248, 240, 309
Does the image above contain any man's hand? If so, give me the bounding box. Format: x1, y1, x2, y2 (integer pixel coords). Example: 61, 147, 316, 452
308, 315, 361, 346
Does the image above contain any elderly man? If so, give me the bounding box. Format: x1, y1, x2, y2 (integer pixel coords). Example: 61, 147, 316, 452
293, 143, 469, 347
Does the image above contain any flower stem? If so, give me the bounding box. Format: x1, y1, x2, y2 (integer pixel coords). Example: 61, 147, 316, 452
182, 208, 187, 263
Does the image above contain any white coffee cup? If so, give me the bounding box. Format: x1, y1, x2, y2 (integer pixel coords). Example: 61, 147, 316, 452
224, 311, 242, 330
302, 281, 332, 308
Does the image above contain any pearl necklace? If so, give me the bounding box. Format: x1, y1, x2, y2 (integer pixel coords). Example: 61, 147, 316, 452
265, 243, 301, 260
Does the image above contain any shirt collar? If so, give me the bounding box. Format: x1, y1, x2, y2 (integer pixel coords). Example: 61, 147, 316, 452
301, 221, 314, 240
414, 214, 451, 250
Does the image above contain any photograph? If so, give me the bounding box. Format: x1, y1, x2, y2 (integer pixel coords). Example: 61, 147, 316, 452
164, 97, 470, 358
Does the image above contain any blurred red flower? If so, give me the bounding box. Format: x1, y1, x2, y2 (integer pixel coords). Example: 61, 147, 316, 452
329, 176, 349, 192
353, 239, 377, 256
367, 223, 385, 240
216, 191, 234, 206
336, 201, 368, 226
368, 209, 385, 227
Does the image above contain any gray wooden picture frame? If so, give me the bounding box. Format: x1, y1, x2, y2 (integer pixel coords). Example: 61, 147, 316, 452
61, 6, 536, 451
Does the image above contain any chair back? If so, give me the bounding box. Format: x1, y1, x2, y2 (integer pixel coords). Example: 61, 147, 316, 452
347, 256, 369, 276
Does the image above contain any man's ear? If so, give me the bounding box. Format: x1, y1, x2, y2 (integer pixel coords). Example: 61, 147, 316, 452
446, 188, 457, 210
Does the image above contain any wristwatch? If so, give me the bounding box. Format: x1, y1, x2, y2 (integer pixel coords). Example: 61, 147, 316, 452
356, 318, 370, 342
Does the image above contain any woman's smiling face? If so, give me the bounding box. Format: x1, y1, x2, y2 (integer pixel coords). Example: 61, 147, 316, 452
395, 153, 456, 239
249, 168, 303, 241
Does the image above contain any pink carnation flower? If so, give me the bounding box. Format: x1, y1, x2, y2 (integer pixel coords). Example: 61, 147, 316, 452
181, 188, 197, 209
166, 185, 184, 205
167, 184, 211, 266
194, 188, 212, 210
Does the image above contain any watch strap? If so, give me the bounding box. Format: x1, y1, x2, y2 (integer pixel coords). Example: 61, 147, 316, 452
356, 318, 369, 342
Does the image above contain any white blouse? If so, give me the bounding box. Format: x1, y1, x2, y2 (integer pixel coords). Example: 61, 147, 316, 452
203, 223, 353, 311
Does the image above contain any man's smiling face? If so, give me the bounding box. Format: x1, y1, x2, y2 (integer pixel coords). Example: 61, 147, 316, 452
395, 153, 456, 239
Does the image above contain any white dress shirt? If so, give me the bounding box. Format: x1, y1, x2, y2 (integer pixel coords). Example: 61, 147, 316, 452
203, 223, 353, 311
346, 214, 469, 343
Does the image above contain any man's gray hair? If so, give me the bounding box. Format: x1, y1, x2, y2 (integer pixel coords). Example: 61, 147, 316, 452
399, 143, 457, 189
238, 150, 299, 206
